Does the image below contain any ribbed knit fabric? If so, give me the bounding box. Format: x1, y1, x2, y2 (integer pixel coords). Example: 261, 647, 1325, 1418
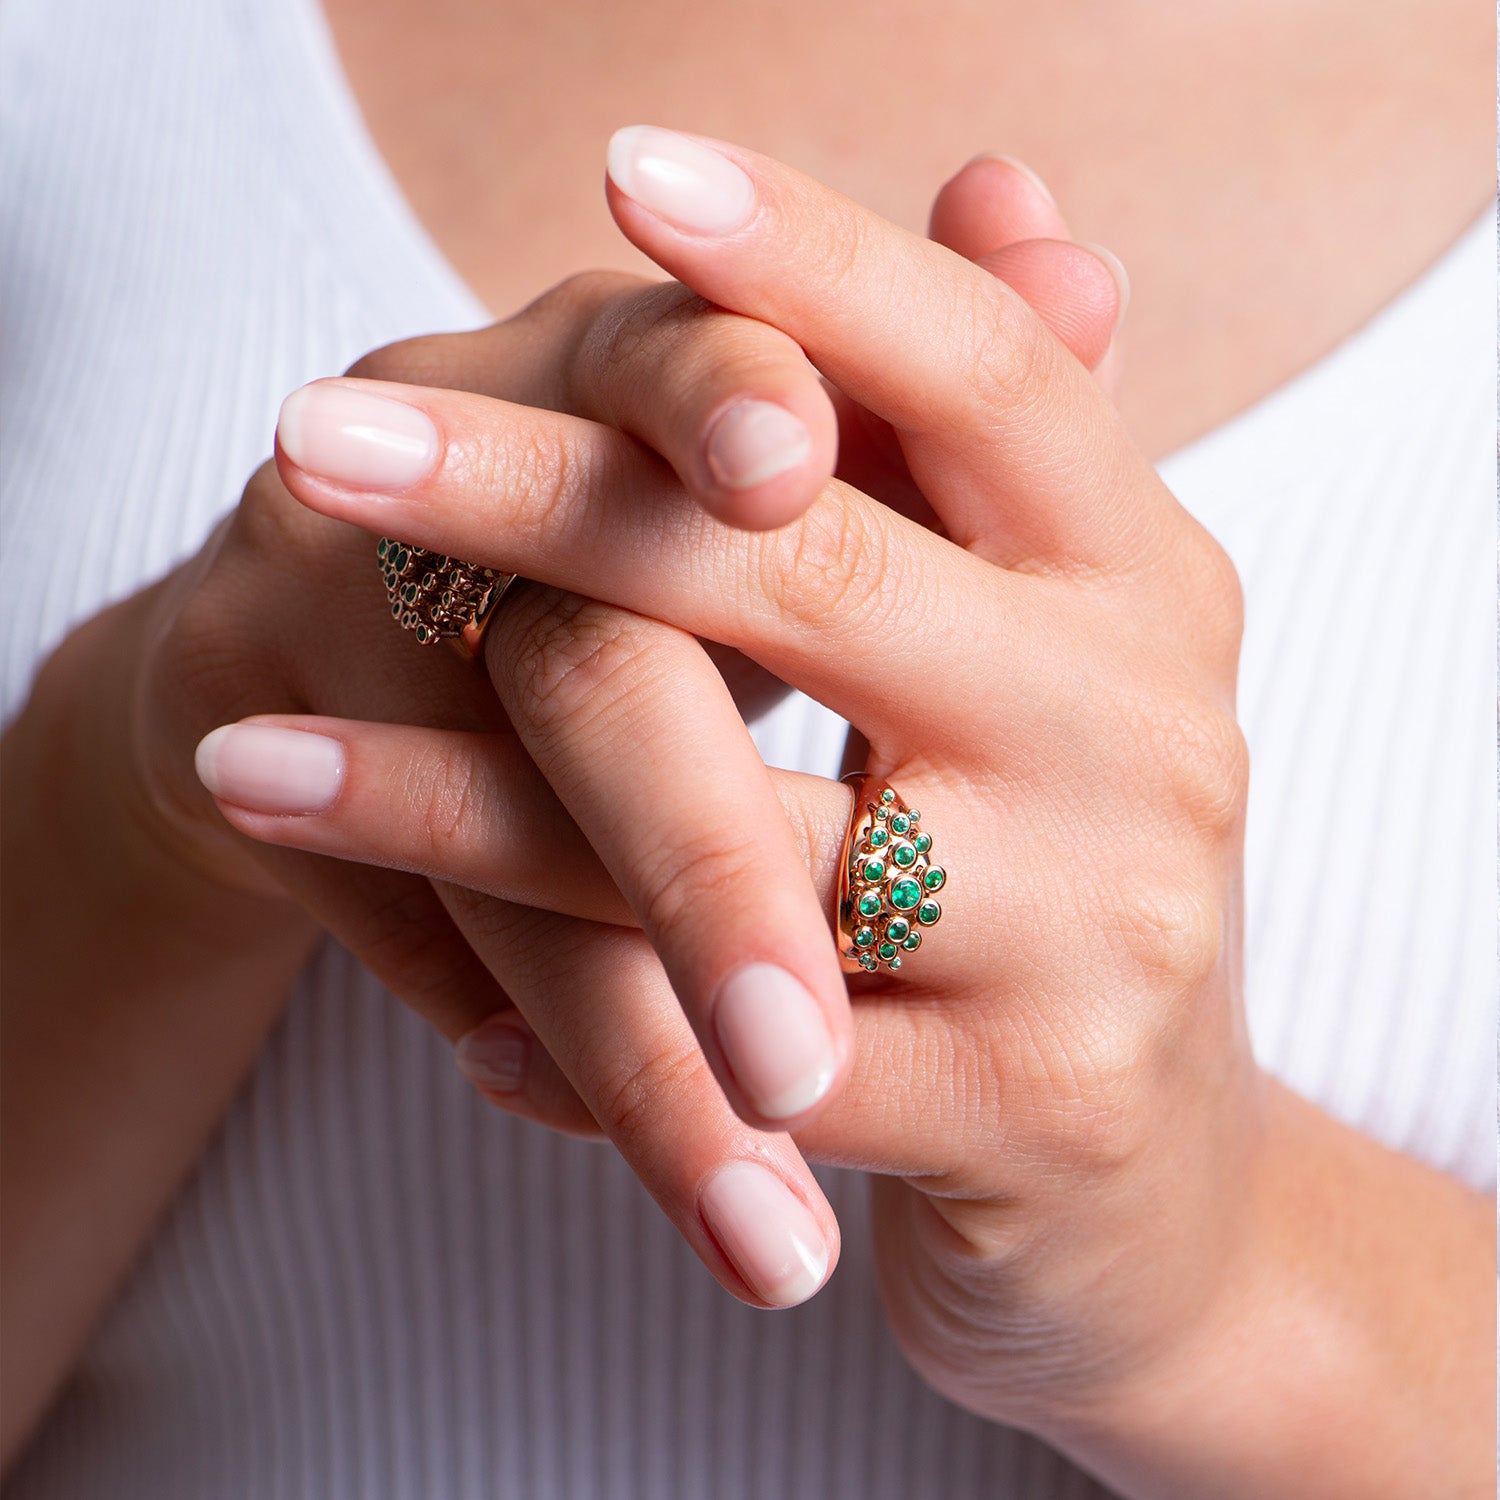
2, 0, 1493, 1494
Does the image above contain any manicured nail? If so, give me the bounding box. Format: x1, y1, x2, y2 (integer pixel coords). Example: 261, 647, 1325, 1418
970, 152, 1058, 208
194, 724, 344, 815
700, 1160, 830, 1307
607, 126, 756, 235
277, 380, 440, 492
454, 1016, 531, 1095
1076, 241, 1131, 329
705, 400, 812, 490
712, 962, 836, 1120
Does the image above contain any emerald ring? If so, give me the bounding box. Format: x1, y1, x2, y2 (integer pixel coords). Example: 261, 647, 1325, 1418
836, 775, 946, 975
377, 537, 522, 662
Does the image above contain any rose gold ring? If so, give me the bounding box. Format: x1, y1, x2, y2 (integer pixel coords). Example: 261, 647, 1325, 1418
837, 774, 946, 974
377, 537, 522, 663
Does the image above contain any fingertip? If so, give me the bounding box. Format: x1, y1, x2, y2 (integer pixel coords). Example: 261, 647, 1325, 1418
929, 153, 1069, 259
696, 395, 836, 531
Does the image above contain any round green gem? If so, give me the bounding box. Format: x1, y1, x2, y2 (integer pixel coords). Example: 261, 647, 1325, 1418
868, 827, 889, 848
878, 941, 898, 962
901, 931, 922, 952
854, 926, 875, 949
914, 832, 932, 854
377, 538, 389, 558
857, 890, 882, 918
414, 624, 430, 643
880, 788, 896, 804
859, 953, 878, 972
874, 806, 889, 821
923, 865, 947, 892
888, 955, 902, 970
890, 813, 910, 835
890, 876, 921, 911
892, 841, 916, 869
861, 856, 887, 883
908, 809, 921, 822
885, 917, 910, 942
917, 898, 942, 926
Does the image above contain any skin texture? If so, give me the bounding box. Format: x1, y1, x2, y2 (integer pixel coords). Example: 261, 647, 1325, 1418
229, 137, 1489, 1495
0, 5, 1494, 1494
1, 162, 1116, 1464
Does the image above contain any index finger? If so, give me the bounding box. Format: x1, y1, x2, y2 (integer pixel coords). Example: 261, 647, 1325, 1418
604, 127, 1169, 574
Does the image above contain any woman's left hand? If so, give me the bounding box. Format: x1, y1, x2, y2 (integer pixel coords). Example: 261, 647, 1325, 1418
213, 129, 1257, 1435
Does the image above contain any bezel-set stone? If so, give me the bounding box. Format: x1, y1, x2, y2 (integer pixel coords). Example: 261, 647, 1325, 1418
923, 866, 946, 892
868, 826, 889, 848
890, 875, 922, 911
917, 898, 942, 926
892, 841, 916, 868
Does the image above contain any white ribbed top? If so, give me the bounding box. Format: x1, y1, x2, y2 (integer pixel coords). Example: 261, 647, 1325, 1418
2, 0, 1493, 1494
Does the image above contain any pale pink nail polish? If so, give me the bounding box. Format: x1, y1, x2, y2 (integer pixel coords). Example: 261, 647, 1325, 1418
277, 381, 440, 491
454, 1018, 530, 1094
705, 400, 812, 490
606, 126, 757, 235
712, 962, 836, 1120
700, 1160, 829, 1307
194, 724, 344, 815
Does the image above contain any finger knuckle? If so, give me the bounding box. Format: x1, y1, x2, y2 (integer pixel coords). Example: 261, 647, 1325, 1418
1150, 697, 1251, 837
505, 590, 655, 734
636, 831, 767, 953
755, 495, 901, 640
1103, 871, 1226, 992
522, 269, 645, 330
1175, 524, 1246, 656
963, 286, 1058, 427
398, 743, 494, 868
587, 1036, 706, 1157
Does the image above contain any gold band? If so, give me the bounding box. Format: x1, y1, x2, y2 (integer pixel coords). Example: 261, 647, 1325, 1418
837, 775, 946, 974
377, 537, 522, 663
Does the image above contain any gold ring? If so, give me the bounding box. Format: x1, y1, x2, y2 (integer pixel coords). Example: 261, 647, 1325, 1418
377, 537, 522, 662
837, 774, 946, 974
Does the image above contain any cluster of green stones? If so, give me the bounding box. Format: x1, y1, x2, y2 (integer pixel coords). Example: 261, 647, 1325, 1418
377, 537, 505, 646
844, 787, 946, 973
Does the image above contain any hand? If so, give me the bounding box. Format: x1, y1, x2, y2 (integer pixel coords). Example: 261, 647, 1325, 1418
228, 125, 1249, 1438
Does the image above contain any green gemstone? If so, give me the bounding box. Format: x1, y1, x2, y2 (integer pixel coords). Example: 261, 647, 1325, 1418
414, 624, 430, 643
890, 813, 910, 835
886, 917, 910, 943
888, 955, 902, 970
908, 809, 921, 822
890, 876, 921, 911
394, 548, 409, 571
880, 788, 896, 804
868, 827, 889, 848
917, 898, 942, 926
402, 583, 418, 602
376, 538, 389, 558
859, 953, 878, 972
857, 890, 882, 918
854, 926, 875, 949
421, 571, 437, 588
902, 931, 922, 952
892, 841, 916, 868
391, 600, 402, 618
923, 865, 947, 892
878, 941, 898, 961
874, 806, 889, 821
861, 856, 887, 883
914, 832, 932, 854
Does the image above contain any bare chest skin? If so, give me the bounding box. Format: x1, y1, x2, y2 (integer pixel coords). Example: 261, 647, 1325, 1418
320, 0, 1490, 459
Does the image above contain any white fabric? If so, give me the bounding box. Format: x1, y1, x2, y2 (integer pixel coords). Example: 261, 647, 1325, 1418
2, 0, 1493, 1493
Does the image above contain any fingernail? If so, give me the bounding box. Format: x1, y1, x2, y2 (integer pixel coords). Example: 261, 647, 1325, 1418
194, 724, 344, 815
700, 1160, 830, 1307
712, 962, 836, 1120
971, 153, 1057, 208
705, 400, 812, 490
454, 1016, 531, 1095
277, 380, 440, 492
607, 125, 756, 236
1076, 241, 1131, 330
